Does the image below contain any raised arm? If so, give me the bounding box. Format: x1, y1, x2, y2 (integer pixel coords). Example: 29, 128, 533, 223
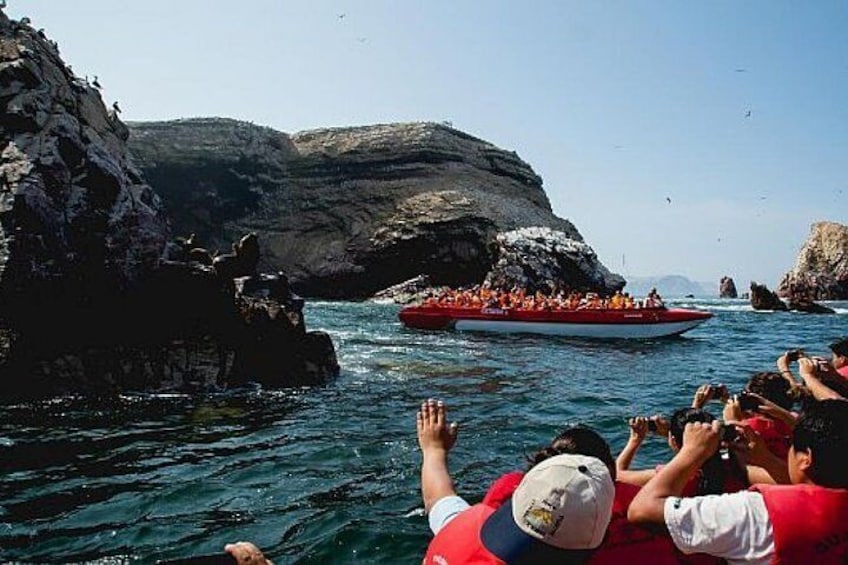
628, 421, 720, 524
417, 399, 459, 513
798, 358, 844, 401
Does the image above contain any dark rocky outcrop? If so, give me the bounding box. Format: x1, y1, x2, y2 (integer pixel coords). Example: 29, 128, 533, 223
750, 282, 788, 311
0, 11, 338, 399
719, 276, 738, 298
778, 222, 848, 300
127, 119, 623, 298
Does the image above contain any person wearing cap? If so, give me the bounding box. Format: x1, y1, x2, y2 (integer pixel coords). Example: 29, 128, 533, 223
417, 399, 615, 564
829, 337, 848, 378
628, 399, 848, 564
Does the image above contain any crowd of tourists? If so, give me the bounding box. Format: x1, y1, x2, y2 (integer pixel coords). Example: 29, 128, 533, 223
422, 285, 665, 311
418, 338, 848, 564
215, 339, 848, 565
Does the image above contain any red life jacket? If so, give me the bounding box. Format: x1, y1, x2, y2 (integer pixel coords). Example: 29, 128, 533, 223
742, 416, 791, 459
751, 484, 848, 564
423, 503, 506, 565
481, 471, 523, 508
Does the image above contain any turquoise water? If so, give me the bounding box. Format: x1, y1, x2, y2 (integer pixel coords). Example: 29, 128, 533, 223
1, 299, 846, 564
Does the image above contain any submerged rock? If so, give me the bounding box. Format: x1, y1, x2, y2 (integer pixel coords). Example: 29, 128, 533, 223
778, 221, 848, 300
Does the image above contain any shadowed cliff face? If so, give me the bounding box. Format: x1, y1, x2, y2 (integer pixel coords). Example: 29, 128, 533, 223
129, 119, 621, 298
0, 12, 339, 398
0, 11, 170, 332
778, 221, 848, 300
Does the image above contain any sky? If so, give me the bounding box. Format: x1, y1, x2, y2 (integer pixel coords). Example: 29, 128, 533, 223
6, 1, 847, 290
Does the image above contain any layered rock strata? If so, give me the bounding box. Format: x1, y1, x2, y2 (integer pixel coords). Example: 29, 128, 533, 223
128, 119, 623, 298
778, 221, 848, 300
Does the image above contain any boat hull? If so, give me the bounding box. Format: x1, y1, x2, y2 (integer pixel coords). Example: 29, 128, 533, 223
399, 306, 711, 339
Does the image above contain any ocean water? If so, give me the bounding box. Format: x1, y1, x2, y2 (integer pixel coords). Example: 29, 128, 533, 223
1, 298, 846, 564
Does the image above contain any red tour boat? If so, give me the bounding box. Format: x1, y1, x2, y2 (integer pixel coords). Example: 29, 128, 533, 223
398, 305, 712, 339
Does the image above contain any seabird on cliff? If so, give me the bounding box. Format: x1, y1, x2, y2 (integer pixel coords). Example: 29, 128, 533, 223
0, 1, 7, 10
112, 101, 121, 114
92, 76, 102, 89
20, 16, 31, 25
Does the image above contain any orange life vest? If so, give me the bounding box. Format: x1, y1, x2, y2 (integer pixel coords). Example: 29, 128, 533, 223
751, 483, 848, 564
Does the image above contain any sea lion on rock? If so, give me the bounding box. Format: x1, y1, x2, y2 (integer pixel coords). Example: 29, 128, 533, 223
213, 232, 260, 281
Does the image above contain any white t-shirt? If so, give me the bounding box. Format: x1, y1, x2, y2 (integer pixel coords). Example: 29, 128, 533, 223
664, 491, 775, 565
428, 495, 471, 535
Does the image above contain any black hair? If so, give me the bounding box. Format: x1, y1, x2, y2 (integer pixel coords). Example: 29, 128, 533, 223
792, 399, 848, 488
745, 371, 794, 410
526, 426, 615, 480
669, 407, 749, 495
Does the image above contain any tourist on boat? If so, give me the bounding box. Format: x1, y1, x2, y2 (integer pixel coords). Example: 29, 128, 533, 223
417, 398, 616, 564
616, 408, 749, 496
480, 427, 690, 564
643, 287, 664, 308
628, 399, 848, 564
774, 348, 847, 401
829, 338, 848, 378
722, 372, 797, 459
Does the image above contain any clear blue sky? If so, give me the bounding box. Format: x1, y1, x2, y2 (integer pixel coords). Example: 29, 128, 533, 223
8, 1, 847, 290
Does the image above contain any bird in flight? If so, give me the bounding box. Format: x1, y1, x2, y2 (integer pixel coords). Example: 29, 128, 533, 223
734, 68, 748, 73
666, 197, 672, 204
337, 13, 346, 20
744, 109, 752, 118
356, 37, 367, 43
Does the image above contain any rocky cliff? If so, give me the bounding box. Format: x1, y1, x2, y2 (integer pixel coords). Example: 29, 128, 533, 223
128, 119, 623, 298
778, 221, 848, 300
0, 10, 170, 342
0, 11, 338, 398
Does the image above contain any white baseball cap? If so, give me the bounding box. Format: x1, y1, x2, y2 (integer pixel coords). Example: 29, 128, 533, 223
480, 454, 615, 561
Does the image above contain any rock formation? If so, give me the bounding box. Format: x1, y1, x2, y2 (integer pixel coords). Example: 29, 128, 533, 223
0, 11, 337, 399
371, 274, 435, 305
127, 119, 623, 298
484, 227, 624, 293
777, 221, 848, 300
719, 276, 737, 298
749, 282, 788, 311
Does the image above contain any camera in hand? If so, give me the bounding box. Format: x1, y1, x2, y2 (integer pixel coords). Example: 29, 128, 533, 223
786, 349, 806, 362
647, 419, 658, 432
738, 392, 761, 412
720, 425, 740, 443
